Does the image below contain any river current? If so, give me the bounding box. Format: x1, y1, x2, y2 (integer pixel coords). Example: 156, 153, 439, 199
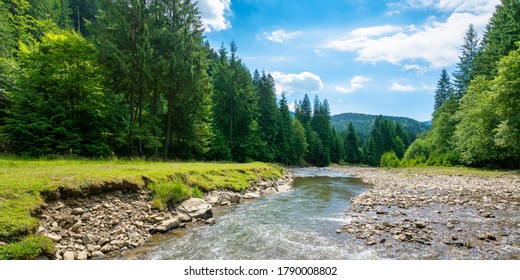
122, 168, 375, 260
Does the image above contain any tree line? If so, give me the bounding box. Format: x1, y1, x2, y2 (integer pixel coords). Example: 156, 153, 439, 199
0, 0, 408, 166
403, 0, 520, 169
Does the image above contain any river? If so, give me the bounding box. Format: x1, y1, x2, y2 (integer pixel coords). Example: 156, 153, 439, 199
121, 168, 376, 260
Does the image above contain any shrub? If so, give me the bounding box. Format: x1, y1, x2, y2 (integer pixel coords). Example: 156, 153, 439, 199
0, 235, 55, 260
150, 180, 192, 210
380, 151, 400, 168
191, 187, 204, 199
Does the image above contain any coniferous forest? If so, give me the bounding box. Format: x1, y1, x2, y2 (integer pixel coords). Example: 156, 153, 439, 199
0, 0, 519, 169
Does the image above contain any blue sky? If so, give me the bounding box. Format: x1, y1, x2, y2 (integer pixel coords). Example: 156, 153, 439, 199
196, 0, 500, 121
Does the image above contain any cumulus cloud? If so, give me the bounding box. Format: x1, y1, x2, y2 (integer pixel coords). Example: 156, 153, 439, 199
197, 0, 231, 32
325, 0, 500, 68
264, 30, 302, 43
271, 71, 323, 94
389, 82, 416, 92
335, 76, 371, 94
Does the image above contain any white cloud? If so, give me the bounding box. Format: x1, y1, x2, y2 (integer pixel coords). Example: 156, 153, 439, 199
335, 76, 371, 94
350, 25, 402, 37
325, 0, 499, 68
271, 71, 323, 94
197, 0, 231, 32
389, 82, 416, 92
264, 30, 302, 43
404, 0, 500, 14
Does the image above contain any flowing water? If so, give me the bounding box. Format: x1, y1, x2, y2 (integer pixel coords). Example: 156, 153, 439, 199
121, 168, 377, 260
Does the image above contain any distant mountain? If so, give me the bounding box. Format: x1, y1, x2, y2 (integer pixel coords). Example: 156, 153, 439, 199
331, 113, 430, 140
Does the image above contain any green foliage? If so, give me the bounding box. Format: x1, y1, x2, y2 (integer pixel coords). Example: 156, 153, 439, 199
434, 68, 453, 111
343, 123, 361, 163
191, 187, 204, 199
5, 31, 112, 157
150, 180, 192, 210
289, 119, 307, 165
380, 151, 400, 168
452, 24, 480, 100
0, 235, 55, 260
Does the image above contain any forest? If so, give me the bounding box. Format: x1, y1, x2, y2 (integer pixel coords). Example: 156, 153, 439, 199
0, 0, 519, 169
403, 0, 520, 169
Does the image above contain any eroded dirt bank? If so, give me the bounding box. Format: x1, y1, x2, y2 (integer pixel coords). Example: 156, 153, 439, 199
332, 166, 520, 259
37, 175, 293, 260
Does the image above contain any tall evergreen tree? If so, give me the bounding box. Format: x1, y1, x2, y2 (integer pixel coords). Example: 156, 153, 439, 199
276, 92, 292, 165
256, 71, 279, 162
474, 0, 520, 78
452, 24, 479, 100
433, 68, 453, 111
211, 41, 258, 162
344, 123, 361, 163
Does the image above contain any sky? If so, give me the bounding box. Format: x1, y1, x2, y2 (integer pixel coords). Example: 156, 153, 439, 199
195, 0, 501, 122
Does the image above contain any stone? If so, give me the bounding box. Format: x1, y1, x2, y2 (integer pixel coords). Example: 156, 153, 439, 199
415, 221, 427, 229
447, 222, 454, 229
336, 229, 343, 234
205, 218, 216, 225
44, 233, 62, 243
100, 244, 111, 253
63, 251, 75, 260
77, 251, 88, 260
177, 198, 213, 220
365, 236, 377, 245
0, 242, 7, 246
81, 234, 92, 244
71, 208, 85, 215
176, 214, 191, 223
242, 193, 260, 199
98, 238, 108, 245
91, 251, 104, 258
156, 218, 180, 232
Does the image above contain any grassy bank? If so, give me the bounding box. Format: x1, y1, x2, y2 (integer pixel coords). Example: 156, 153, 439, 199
0, 157, 282, 259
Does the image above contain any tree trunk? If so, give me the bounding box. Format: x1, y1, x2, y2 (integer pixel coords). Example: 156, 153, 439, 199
163, 89, 174, 160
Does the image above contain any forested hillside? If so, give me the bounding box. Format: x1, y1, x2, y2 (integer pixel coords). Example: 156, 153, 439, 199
403, 0, 520, 168
331, 113, 430, 141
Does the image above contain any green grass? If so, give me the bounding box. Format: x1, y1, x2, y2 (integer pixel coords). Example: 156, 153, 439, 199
0, 156, 282, 258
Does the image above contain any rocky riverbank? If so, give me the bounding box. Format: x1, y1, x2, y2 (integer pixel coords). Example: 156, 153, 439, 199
332, 166, 520, 259
37, 174, 293, 260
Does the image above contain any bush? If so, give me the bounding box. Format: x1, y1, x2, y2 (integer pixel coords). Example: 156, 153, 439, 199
0, 235, 55, 260
191, 187, 204, 199
150, 180, 192, 210
380, 151, 400, 168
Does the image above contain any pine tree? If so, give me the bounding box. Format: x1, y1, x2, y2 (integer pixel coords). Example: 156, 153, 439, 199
344, 123, 361, 163
256, 71, 279, 162
474, 0, 520, 78
433, 68, 453, 111
276, 92, 292, 165
452, 24, 479, 100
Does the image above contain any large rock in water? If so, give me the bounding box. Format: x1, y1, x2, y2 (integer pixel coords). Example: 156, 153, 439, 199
176, 198, 213, 219
155, 218, 180, 233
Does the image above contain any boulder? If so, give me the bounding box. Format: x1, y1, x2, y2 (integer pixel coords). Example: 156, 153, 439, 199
155, 218, 180, 233
71, 208, 85, 215
77, 251, 88, 260
205, 218, 216, 225
177, 198, 213, 220
242, 193, 260, 199
63, 251, 75, 260
91, 251, 104, 258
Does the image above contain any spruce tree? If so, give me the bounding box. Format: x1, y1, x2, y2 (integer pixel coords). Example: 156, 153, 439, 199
433, 68, 453, 111
452, 24, 479, 100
